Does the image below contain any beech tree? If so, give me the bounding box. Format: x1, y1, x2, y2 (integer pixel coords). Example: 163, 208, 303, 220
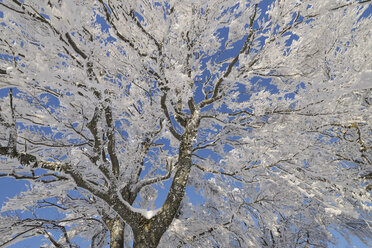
0, 0, 371, 247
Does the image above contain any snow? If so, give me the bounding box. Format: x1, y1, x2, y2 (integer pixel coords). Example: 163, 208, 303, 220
0, 0, 371, 247
132, 208, 161, 219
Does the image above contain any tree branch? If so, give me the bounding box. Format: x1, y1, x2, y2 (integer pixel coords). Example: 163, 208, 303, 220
131, 159, 175, 196
104, 104, 120, 178
161, 94, 182, 140
200, 4, 258, 108
8, 88, 17, 155
0, 146, 144, 228
0, 171, 69, 183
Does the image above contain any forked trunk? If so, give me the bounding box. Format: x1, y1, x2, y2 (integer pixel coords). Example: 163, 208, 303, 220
132, 228, 163, 248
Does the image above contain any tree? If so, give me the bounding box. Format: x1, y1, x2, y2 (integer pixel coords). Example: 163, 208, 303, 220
0, 0, 371, 247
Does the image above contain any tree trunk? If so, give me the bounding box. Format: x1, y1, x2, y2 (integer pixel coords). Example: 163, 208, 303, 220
108, 188, 138, 248
133, 229, 161, 248
110, 217, 125, 248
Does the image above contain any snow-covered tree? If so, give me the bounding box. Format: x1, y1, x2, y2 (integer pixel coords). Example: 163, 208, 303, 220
0, 0, 371, 247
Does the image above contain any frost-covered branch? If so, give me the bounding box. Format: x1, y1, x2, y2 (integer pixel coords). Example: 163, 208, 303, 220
200, 4, 258, 108
0, 171, 68, 183
160, 94, 182, 140
1, 0, 371, 247
131, 159, 175, 195
104, 104, 120, 178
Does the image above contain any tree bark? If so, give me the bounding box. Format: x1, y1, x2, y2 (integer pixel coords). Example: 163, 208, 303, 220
110, 217, 125, 248
108, 188, 138, 247
133, 229, 160, 248
131, 155, 193, 248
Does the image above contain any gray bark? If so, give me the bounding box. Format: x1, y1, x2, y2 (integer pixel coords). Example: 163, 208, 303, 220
131, 109, 199, 248
110, 218, 125, 248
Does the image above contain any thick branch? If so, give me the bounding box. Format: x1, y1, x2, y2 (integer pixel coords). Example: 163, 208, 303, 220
104, 105, 120, 178
8, 88, 17, 155
160, 94, 182, 140
65, 32, 87, 59
0, 171, 69, 183
87, 107, 103, 163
